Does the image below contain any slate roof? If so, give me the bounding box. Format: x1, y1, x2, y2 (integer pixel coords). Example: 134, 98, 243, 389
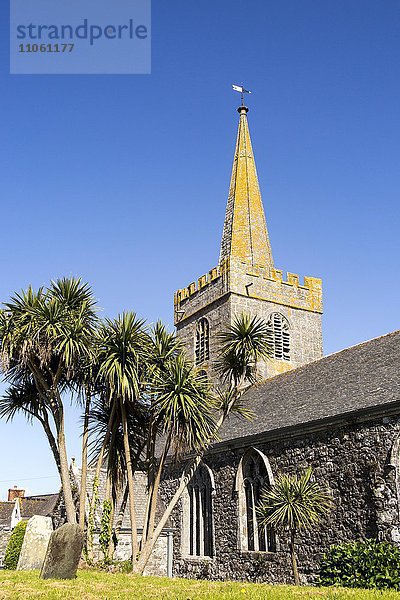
20, 494, 59, 520
217, 330, 400, 446
0, 502, 14, 528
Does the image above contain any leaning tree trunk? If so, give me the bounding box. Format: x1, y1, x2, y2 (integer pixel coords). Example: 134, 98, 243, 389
57, 410, 77, 523
79, 390, 91, 530
132, 455, 202, 574
120, 397, 138, 562
142, 432, 171, 545
289, 529, 300, 586
112, 440, 145, 558
133, 386, 247, 573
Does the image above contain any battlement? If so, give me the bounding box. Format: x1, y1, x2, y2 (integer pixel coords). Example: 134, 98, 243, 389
175, 258, 322, 308
174, 264, 223, 306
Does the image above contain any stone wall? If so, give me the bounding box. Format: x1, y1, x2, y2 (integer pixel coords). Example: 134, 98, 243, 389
230, 293, 323, 379
91, 529, 171, 576
161, 414, 400, 584
175, 257, 323, 384
0, 527, 11, 567
176, 294, 231, 383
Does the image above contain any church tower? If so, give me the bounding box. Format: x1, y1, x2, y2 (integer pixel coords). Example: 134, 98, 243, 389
174, 104, 323, 382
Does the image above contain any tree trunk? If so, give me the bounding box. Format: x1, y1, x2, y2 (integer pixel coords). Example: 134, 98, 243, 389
113, 483, 128, 551
37, 412, 62, 476
120, 397, 138, 562
141, 420, 156, 546
93, 400, 118, 484
289, 530, 300, 586
57, 411, 77, 523
112, 440, 144, 558
79, 390, 91, 530
142, 432, 171, 545
133, 455, 202, 574
87, 399, 117, 559
133, 394, 241, 574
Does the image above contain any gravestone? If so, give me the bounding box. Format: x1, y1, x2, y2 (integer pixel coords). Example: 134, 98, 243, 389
17, 515, 53, 571
40, 523, 83, 579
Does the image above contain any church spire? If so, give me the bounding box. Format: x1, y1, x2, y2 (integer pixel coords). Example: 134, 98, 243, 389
219, 105, 274, 269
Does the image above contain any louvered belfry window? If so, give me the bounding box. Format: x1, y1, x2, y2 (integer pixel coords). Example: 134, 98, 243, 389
266, 313, 290, 361
195, 318, 210, 365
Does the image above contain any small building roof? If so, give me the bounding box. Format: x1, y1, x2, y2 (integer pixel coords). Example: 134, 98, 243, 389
217, 330, 400, 447
0, 502, 14, 528
19, 494, 60, 521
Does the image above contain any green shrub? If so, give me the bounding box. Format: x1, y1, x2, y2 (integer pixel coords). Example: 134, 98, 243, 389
99, 499, 112, 561
4, 520, 27, 570
318, 538, 400, 590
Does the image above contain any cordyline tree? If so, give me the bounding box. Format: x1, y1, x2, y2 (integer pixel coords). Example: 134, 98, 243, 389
81, 312, 272, 572
86, 316, 217, 566
0, 278, 98, 523
257, 467, 333, 585
0, 276, 274, 572
130, 313, 273, 574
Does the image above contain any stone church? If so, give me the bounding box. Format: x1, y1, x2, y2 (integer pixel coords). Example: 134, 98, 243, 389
162, 102, 400, 583
2, 103, 398, 583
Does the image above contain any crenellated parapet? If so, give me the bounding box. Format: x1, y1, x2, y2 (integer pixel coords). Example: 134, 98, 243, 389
174, 260, 228, 305
174, 257, 322, 324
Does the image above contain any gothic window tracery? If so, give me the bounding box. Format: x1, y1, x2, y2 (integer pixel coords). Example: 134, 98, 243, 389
266, 313, 290, 362
195, 318, 210, 365
237, 449, 276, 552
185, 463, 214, 557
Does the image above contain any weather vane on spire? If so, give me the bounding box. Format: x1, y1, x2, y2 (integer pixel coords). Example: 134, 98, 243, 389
232, 84, 252, 106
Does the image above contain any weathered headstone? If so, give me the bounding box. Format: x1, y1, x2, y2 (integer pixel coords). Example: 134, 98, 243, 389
17, 515, 53, 571
40, 523, 83, 579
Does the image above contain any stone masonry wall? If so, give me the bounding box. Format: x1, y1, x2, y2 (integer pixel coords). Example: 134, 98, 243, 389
176, 294, 231, 383
92, 530, 170, 577
0, 527, 11, 567
176, 289, 322, 384
230, 294, 323, 379
175, 256, 322, 384
161, 415, 400, 584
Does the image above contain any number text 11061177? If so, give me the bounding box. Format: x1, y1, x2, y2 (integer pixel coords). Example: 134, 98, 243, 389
19, 43, 75, 53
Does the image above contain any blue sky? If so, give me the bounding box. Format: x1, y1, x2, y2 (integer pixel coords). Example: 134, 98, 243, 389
0, 0, 399, 498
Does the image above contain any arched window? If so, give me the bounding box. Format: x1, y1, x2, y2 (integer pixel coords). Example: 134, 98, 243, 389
183, 463, 214, 557
236, 449, 276, 552
266, 313, 290, 362
195, 318, 210, 365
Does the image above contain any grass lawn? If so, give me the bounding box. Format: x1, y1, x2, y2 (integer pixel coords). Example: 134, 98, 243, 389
0, 570, 400, 599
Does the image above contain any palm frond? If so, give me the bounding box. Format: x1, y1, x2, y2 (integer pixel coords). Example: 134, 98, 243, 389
151, 353, 217, 457
215, 387, 255, 421
216, 313, 273, 388
257, 467, 333, 532
96, 312, 150, 401
0, 381, 43, 423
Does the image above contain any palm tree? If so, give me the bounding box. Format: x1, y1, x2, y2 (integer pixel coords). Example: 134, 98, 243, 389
96, 312, 150, 561
73, 352, 102, 532
134, 313, 272, 574
217, 313, 273, 391
0, 380, 61, 475
257, 467, 333, 585
87, 393, 148, 559
0, 278, 98, 523
141, 345, 216, 548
